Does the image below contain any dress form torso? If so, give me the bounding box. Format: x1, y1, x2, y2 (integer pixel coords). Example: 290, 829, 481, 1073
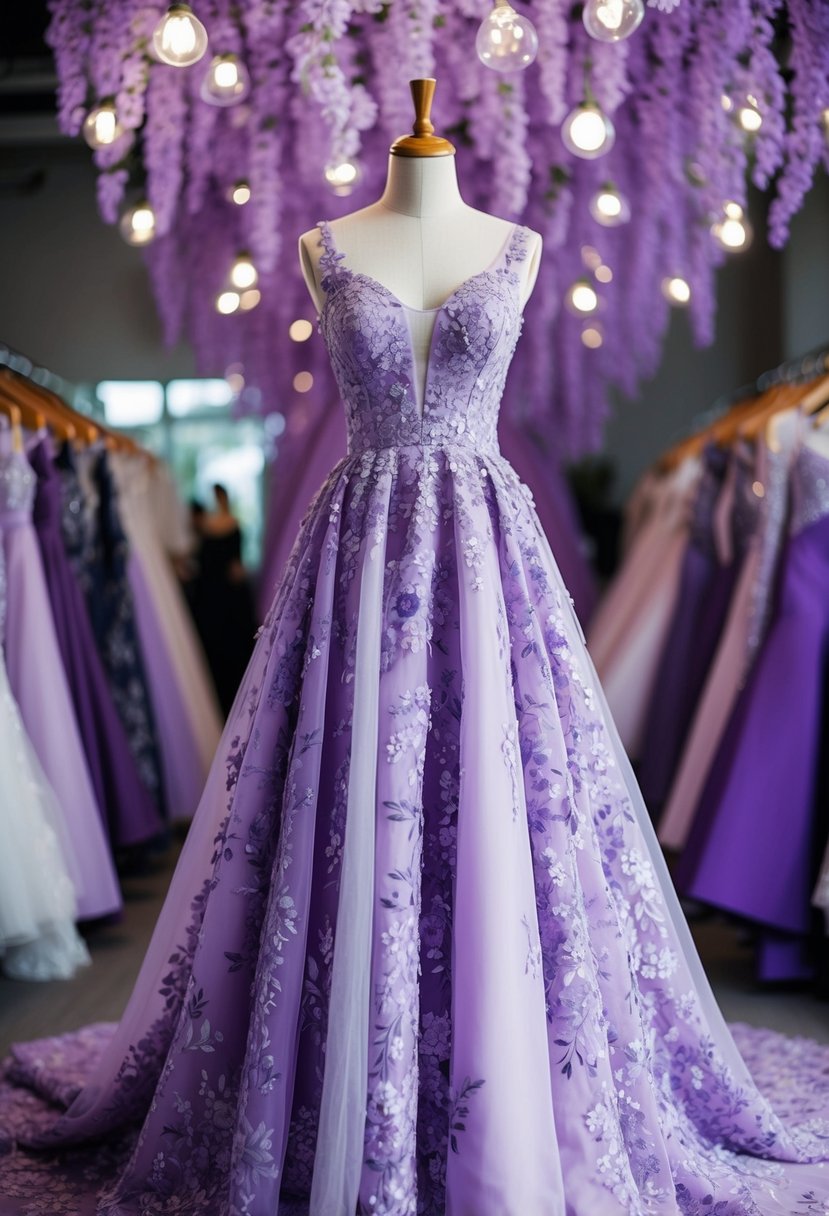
299, 155, 542, 412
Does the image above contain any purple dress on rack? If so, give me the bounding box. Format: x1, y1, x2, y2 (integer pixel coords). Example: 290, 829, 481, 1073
56, 444, 166, 819
28, 438, 163, 851
2, 226, 829, 1215
0, 428, 121, 922
642, 443, 761, 814
639, 445, 729, 809
679, 441, 829, 980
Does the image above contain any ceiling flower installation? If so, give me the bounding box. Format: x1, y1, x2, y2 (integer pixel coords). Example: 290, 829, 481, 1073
48, 0, 829, 453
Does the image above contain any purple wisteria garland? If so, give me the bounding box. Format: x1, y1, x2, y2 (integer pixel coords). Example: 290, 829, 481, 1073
47, 0, 829, 455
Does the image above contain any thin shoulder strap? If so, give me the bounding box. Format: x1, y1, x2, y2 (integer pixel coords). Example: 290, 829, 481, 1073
503, 224, 530, 271
316, 219, 345, 285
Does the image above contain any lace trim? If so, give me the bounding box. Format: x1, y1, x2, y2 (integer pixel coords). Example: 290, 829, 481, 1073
316, 219, 346, 290
503, 224, 529, 271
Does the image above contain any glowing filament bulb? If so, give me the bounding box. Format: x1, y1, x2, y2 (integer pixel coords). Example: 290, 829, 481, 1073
289, 319, 314, 342
152, 4, 209, 67
582, 0, 644, 43
662, 276, 691, 306
83, 102, 124, 149
324, 158, 361, 197
119, 201, 157, 246
217, 291, 241, 315
476, 0, 539, 73
566, 280, 599, 315
711, 203, 753, 252
202, 54, 251, 106
589, 184, 631, 227
737, 96, 763, 133
562, 103, 615, 159
230, 255, 258, 290
228, 181, 251, 206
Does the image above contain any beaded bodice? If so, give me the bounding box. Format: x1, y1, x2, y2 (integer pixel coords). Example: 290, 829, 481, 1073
0, 429, 36, 528
317, 220, 529, 456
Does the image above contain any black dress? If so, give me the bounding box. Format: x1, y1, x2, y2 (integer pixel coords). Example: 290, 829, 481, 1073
191, 523, 257, 715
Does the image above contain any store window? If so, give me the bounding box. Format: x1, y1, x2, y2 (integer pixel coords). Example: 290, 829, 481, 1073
91, 378, 272, 569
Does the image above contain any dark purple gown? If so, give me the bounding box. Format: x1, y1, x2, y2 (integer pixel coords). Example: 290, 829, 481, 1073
679, 441, 829, 980
29, 438, 164, 852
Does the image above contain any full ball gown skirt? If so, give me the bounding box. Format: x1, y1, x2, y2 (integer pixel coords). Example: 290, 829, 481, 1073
2, 225, 829, 1215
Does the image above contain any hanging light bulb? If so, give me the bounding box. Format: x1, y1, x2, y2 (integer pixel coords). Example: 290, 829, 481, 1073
662, 275, 692, 306
230, 254, 258, 290
721, 94, 734, 113
476, 0, 538, 73
216, 290, 241, 315
821, 108, 829, 141
227, 180, 251, 206
581, 323, 604, 349
119, 200, 157, 247
82, 101, 124, 150
324, 158, 362, 197
566, 279, 599, 316
289, 319, 314, 342
595, 264, 613, 284
561, 103, 615, 159
582, 0, 644, 43
711, 203, 753, 252
152, 4, 208, 67
201, 54, 251, 107
293, 371, 314, 394
589, 183, 630, 226
737, 94, 763, 133
239, 288, 261, 311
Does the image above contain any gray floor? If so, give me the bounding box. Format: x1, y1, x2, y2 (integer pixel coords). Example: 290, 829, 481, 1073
1, 844, 827, 1057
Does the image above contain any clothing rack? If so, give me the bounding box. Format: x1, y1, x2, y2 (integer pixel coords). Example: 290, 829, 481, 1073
0, 341, 100, 419
657, 341, 829, 463
714, 341, 829, 414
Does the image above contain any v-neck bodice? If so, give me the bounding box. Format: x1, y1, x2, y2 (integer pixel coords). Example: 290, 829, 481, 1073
317, 220, 529, 456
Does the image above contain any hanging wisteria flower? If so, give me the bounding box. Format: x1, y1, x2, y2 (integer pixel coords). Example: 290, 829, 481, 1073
46, 0, 93, 134
44, 0, 829, 458
768, 0, 829, 246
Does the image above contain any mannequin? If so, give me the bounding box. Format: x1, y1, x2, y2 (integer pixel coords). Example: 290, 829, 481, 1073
299, 78, 543, 411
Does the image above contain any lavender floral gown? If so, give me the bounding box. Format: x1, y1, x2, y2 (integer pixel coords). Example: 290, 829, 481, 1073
3, 223, 829, 1216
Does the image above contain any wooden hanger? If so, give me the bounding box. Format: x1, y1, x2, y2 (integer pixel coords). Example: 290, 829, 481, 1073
38, 383, 100, 446
737, 381, 806, 444
0, 378, 49, 434
0, 398, 22, 432
657, 389, 769, 472
0, 369, 78, 442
